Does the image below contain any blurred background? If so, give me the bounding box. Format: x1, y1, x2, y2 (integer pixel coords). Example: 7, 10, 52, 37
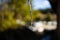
0, 0, 57, 40
0, 0, 57, 30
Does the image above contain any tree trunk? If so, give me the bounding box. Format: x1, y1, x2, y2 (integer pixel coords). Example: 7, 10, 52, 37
49, 0, 60, 40
56, 1, 60, 40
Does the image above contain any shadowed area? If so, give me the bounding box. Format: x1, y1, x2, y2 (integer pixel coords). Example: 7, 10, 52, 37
0, 26, 57, 40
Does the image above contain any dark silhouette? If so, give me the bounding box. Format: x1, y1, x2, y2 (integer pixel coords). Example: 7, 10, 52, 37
0, 27, 42, 40
0, 26, 56, 40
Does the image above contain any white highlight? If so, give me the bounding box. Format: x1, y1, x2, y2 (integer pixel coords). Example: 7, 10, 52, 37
29, 21, 57, 33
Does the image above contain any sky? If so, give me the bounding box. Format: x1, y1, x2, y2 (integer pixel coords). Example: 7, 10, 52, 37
32, 0, 51, 10
0, 0, 51, 10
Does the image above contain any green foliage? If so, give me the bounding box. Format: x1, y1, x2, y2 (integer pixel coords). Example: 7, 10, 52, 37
1, 0, 28, 30
32, 10, 40, 21
45, 13, 51, 21
0, 0, 41, 31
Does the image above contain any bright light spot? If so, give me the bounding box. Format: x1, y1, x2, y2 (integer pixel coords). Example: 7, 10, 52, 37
38, 27, 44, 32
16, 19, 20, 24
